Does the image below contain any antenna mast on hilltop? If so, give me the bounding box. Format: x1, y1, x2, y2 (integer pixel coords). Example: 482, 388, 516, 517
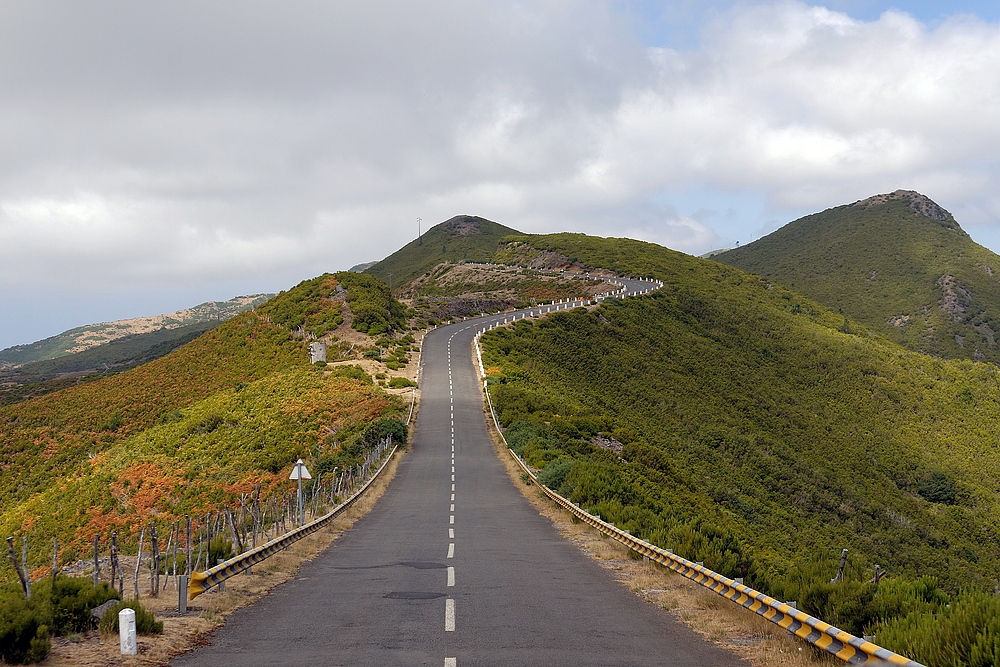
417, 217, 422, 245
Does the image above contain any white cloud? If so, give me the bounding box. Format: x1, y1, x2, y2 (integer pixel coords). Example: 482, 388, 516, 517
1, 1, 1000, 346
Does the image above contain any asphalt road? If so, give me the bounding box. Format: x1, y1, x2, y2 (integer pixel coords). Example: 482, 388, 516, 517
173, 279, 744, 666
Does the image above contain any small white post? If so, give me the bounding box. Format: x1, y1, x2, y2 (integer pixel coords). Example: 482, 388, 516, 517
119, 607, 137, 655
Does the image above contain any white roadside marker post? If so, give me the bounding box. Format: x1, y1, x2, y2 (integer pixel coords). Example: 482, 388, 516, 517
119, 608, 137, 655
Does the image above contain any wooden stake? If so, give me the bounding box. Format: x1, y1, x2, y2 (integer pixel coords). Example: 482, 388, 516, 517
5, 536, 29, 597
133, 527, 145, 600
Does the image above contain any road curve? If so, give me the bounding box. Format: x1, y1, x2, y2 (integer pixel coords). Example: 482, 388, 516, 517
173, 278, 743, 666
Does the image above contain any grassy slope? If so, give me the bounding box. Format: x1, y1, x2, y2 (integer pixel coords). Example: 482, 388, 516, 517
717, 196, 1000, 365
365, 215, 521, 289
0, 273, 404, 573
480, 233, 1000, 596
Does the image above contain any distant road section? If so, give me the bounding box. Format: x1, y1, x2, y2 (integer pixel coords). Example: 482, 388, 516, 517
173, 278, 743, 666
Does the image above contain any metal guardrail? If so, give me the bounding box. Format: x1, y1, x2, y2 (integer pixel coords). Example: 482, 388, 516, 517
475, 312, 923, 666
507, 451, 923, 666
188, 444, 399, 599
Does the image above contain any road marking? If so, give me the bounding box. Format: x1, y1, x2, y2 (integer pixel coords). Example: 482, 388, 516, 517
451, 483, 455, 491
445, 659, 456, 667
449, 515, 454, 524
447, 543, 454, 558
450, 504, 455, 511
447, 566, 455, 586
445, 598, 455, 631
449, 528, 454, 538
451, 466, 455, 473
451, 474, 455, 481
451, 493, 455, 501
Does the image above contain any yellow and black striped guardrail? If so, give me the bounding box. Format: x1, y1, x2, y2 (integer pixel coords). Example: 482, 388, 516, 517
506, 449, 924, 666
188, 445, 398, 599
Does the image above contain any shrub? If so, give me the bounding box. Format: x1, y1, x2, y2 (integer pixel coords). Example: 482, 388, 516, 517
328, 364, 372, 384
538, 459, 575, 492
388, 377, 417, 389
359, 417, 408, 447
49, 576, 119, 635
917, 471, 957, 505
99, 600, 163, 635
877, 589, 1000, 667
0, 587, 49, 664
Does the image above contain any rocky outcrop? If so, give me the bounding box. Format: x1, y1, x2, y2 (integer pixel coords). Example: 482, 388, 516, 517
853, 190, 963, 232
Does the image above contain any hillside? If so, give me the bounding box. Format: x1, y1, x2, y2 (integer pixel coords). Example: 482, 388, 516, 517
478, 232, 1000, 658
0, 272, 408, 576
0, 294, 273, 368
365, 215, 521, 289
716, 190, 1000, 365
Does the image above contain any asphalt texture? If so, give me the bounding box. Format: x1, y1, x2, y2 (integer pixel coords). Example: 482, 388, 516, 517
172, 279, 745, 666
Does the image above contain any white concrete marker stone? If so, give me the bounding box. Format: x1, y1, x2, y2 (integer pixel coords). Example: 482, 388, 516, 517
119, 608, 137, 655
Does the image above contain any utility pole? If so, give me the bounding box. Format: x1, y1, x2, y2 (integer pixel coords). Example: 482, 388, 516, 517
417, 217, 422, 245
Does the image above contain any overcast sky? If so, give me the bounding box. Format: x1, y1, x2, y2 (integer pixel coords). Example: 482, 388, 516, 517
1, 1, 999, 349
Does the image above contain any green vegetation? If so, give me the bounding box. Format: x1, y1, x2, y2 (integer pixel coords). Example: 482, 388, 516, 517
0, 576, 120, 664
261, 272, 405, 336
718, 191, 1000, 365
0, 272, 405, 579
480, 232, 1000, 662
365, 215, 521, 289
98, 599, 162, 636
0, 322, 221, 406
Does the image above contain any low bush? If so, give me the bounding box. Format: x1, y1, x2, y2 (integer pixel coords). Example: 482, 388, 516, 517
0, 576, 120, 664
359, 418, 408, 447
0, 587, 49, 664
49, 576, 120, 635
388, 377, 416, 389
328, 364, 372, 384
98, 599, 163, 635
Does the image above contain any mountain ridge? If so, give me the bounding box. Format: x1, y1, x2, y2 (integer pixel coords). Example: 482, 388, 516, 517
0, 293, 274, 368
716, 190, 1000, 365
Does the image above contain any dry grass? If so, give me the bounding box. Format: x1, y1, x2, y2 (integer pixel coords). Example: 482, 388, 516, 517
39, 449, 406, 667
481, 399, 840, 667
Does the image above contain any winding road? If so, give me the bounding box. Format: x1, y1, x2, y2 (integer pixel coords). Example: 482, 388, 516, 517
173, 278, 743, 666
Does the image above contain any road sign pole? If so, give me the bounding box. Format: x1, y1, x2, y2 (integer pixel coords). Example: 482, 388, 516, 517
297, 462, 304, 526
289, 458, 312, 528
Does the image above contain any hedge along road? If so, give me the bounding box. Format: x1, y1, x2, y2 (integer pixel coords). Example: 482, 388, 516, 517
172, 278, 742, 666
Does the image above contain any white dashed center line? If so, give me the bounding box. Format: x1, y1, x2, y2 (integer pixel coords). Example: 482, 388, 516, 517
445, 598, 455, 631
447, 543, 455, 558
447, 566, 455, 586
449, 528, 454, 539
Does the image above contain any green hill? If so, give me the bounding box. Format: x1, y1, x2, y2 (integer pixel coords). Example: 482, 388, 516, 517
0, 272, 406, 574
716, 190, 1000, 365
0, 294, 273, 367
479, 232, 1000, 660
365, 215, 522, 289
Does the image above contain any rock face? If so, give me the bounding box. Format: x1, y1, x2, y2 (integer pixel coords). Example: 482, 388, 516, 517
853, 190, 960, 228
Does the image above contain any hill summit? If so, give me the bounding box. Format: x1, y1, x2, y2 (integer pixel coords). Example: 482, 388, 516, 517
365, 215, 521, 289
851, 189, 963, 232
717, 190, 1000, 364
